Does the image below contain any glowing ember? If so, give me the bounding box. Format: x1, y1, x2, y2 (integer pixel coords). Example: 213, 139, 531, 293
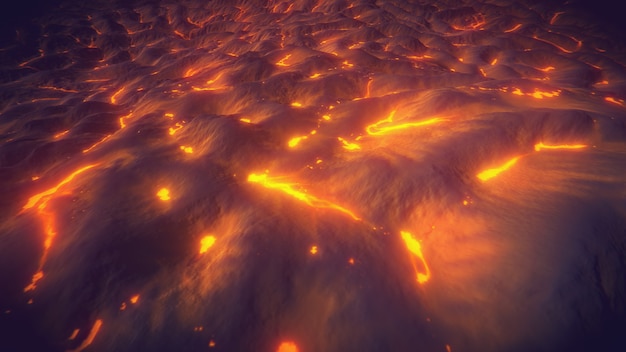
277, 341, 299, 352
129, 295, 139, 304
199, 235, 216, 254
156, 188, 171, 201
310, 246, 318, 255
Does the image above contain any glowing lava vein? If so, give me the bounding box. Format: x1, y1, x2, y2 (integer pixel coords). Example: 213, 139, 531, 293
247, 173, 360, 221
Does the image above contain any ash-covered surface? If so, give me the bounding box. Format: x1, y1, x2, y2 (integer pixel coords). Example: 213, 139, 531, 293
1, 1, 626, 351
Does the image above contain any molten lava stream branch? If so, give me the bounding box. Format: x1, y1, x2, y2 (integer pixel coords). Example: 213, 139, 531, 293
22, 164, 100, 292
400, 231, 431, 284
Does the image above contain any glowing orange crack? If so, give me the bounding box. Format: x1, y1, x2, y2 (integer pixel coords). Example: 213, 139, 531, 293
366, 110, 442, 135
22, 164, 100, 292
247, 173, 360, 220
400, 231, 431, 284
68, 319, 103, 352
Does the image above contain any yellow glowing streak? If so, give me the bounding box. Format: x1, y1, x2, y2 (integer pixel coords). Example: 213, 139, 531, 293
200, 235, 216, 254
83, 134, 111, 153
290, 102, 303, 107
23, 164, 99, 210
342, 60, 354, 67
288, 136, 307, 148
164, 113, 175, 118
366, 110, 442, 135
322, 114, 331, 121
68, 319, 102, 352
276, 54, 292, 66
247, 174, 360, 220
476, 156, 521, 181
309, 73, 321, 79
277, 342, 299, 352
337, 137, 361, 150
240, 118, 251, 123
400, 231, 431, 284
310, 246, 318, 254
130, 295, 139, 304
534, 143, 587, 152
490, 58, 498, 65
157, 188, 171, 201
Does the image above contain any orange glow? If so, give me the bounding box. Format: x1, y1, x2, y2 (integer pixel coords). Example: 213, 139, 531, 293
68, 329, 80, 340
240, 118, 251, 123
534, 143, 587, 152
490, 58, 498, 65
290, 102, 303, 107
120, 302, 127, 311
366, 110, 442, 135
54, 130, 69, 139
348, 258, 355, 265
337, 137, 361, 150
277, 341, 299, 352
322, 114, 331, 121
24, 270, 44, 292
400, 231, 431, 284
605, 97, 624, 106
310, 246, 318, 255
504, 24, 522, 33
209, 340, 216, 347
476, 156, 521, 182
68, 319, 102, 352
199, 235, 216, 254
157, 188, 171, 201
247, 173, 360, 220
309, 73, 322, 79
130, 295, 139, 304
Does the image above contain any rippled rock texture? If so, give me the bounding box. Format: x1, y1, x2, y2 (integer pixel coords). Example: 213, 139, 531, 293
1, 1, 625, 351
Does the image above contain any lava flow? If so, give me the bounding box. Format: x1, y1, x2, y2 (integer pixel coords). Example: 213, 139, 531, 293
1, 0, 626, 352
